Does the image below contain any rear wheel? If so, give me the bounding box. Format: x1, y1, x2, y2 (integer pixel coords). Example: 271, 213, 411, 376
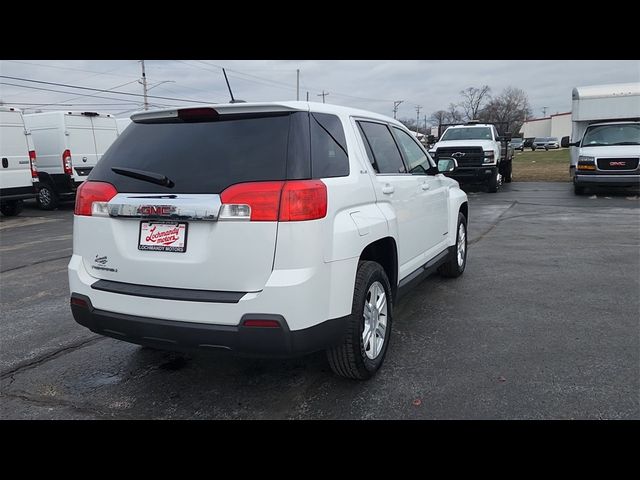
439, 212, 467, 278
0, 200, 24, 217
503, 160, 513, 183
327, 261, 392, 380
37, 183, 59, 210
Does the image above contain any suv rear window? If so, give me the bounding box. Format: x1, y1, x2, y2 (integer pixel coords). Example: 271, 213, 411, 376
90, 112, 308, 194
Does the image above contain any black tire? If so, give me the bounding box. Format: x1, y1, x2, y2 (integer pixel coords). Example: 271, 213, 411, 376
37, 183, 59, 210
531, 146, 536, 151
487, 167, 500, 193
574, 183, 586, 195
0, 200, 24, 217
439, 212, 467, 278
327, 261, 393, 380
503, 160, 513, 183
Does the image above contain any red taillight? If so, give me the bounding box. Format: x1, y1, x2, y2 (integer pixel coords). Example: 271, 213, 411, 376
220, 180, 327, 222
243, 319, 281, 328
74, 181, 118, 216
28, 150, 38, 178
220, 181, 284, 221
62, 149, 73, 175
279, 180, 327, 221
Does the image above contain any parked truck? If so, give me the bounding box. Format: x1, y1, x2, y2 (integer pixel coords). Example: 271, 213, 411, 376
561, 82, 640, 195
23, 111, 119, 209
429, 121, 513, 192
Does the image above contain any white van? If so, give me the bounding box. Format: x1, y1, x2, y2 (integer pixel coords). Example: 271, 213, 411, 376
561, 82, 640, 194
23, 111, 118, 209
0, 107, 39, 216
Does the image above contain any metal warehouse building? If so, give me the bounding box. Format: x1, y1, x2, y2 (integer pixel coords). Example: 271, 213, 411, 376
520, 112, 571, 139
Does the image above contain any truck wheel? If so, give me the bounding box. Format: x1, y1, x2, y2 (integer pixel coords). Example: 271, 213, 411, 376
531, 146, 536, 151
37, 183, 59, 210
487, 168, 501, 193
327, 260, 393, 380
574, 184, 586, 195
439, 212, 467, 278
1, 200, 24, 217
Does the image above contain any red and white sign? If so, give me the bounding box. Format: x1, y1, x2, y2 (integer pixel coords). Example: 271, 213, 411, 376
139, 222, 188, 252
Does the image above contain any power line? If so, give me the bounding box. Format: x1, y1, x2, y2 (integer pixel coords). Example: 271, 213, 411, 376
318, 91, 329, 103
28, 79, 141, 109
0, 75, 215, 105
0, 82, 174, 107
2, 60, 140, 79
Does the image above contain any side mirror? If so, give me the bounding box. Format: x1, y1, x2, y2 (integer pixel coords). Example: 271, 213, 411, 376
561, 136, 570, 148
427, 134, 435, 144
437, 158, 458, 173
497, 132, 512, 142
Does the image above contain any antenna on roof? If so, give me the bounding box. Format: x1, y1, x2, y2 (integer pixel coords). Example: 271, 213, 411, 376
222, 68, 246, 104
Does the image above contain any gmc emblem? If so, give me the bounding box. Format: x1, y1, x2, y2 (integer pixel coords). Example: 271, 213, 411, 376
138, 205, 175, 216
610, 161, 626, 167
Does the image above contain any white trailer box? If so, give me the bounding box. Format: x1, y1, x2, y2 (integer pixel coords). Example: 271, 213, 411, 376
562, 82, 640, 194
23, 111, 118, 209
0, 107, 39, 216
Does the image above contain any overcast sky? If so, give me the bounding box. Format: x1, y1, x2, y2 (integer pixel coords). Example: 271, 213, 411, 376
1, 60, 638, 123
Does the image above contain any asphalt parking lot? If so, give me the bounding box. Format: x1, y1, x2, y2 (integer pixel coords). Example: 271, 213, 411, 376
1, 182, 638, 419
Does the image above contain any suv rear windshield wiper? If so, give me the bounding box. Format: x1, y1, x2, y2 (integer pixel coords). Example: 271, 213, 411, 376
111, 167, 175, 188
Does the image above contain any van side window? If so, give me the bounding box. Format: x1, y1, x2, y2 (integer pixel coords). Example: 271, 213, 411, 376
311, 113, 349, 178
357, 121, 406, 174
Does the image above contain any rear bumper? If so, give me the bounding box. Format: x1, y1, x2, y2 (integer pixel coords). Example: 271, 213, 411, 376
70, 293, 348, 357
575, 174, 640, 187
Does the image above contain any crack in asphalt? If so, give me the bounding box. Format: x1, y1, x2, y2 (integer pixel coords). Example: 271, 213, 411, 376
0, 336, 106, 380
469, 201, 517, 246
0, 254, 72, 274
0, 390, 132, 419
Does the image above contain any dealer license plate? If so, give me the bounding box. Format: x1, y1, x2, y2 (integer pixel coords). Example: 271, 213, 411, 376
138, 222, 188, 252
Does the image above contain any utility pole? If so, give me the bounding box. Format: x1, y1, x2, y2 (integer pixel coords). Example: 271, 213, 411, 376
306, 92, 309, 101
424, 115, 427, 133
415, 105, 421, 134
542, 106, 548, 117
393, 100, 404, 119
296, 69, 300, 101
140, 60, 149, 111
318, 91, 329, 103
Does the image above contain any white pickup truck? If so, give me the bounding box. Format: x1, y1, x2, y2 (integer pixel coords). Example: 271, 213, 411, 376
429, 122, 513, 192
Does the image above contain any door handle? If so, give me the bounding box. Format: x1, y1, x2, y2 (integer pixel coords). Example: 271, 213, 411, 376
421, 182, 430, 190
382, 184, 394, 195
2, 158, 8, 168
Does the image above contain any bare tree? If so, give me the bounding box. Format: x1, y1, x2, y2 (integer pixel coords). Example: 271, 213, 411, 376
459, 86, 491, 121
478, 87, 532, 135
430, 110, 449, 127
448, 103, 463, 123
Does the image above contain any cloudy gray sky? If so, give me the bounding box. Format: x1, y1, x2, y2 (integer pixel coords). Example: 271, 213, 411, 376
1, 60, 638, 123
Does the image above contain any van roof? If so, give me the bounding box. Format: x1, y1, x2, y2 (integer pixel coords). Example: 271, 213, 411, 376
573, 82, 640, 100
130, 101, 402, 127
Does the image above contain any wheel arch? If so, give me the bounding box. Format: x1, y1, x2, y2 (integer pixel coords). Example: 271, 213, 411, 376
358, 236, 398, 300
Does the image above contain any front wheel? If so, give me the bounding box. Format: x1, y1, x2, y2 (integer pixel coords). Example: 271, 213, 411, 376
503, 161, 513, 183
439, 212, 467, 278
487, 167, 501, 193
1, 200, 24, 217
327, 261, 393, 380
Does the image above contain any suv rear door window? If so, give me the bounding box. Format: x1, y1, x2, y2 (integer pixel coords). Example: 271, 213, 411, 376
357, 121, 406, 174
90, 113, 300, 194
310, 113, 349, 178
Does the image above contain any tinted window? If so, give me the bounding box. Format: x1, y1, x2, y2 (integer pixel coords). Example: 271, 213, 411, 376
441, 127, 492, 141
358, 121, 406, 174
310, 113, 349, 178
392, 127, 431, 174
90, 113, 302, 194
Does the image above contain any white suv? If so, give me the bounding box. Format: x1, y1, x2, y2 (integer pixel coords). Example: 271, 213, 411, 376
69, 102, 468, 380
